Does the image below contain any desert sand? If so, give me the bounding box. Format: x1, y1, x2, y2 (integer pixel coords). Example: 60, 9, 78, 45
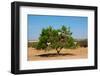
28, 47, 88, 61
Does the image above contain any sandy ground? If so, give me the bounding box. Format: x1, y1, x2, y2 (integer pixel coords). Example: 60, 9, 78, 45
28, 47, 88, 61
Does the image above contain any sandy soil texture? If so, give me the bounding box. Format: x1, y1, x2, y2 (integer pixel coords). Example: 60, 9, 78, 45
28, 47, 88, 61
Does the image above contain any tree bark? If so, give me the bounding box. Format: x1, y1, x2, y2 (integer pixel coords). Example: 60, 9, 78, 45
57, 50, 60, 55
56, 47, 62, 55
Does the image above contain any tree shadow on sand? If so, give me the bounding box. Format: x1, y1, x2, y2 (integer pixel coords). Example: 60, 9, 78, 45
35, 53, 75, 57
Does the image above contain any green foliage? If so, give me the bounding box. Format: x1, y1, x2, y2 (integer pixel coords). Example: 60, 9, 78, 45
65, 37, 75, 48
36, 25, 76, 51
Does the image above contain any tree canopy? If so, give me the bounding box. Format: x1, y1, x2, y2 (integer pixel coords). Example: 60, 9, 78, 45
36, 25, 76, 54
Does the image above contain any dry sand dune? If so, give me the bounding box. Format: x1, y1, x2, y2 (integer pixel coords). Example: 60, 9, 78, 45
28, 47, 88, 61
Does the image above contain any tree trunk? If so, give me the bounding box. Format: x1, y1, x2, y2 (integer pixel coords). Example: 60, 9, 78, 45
57, 50, 60, 55
56, 47, 63, 55
56, 47, 62, 55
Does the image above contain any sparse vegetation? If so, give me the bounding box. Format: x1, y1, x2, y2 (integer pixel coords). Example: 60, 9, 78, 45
76, 39, 88, 47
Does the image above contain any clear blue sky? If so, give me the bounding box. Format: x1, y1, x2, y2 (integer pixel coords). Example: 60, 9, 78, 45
28, 15, 88, 41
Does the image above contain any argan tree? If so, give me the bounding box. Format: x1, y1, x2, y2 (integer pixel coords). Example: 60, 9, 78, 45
36, 25, 75, 55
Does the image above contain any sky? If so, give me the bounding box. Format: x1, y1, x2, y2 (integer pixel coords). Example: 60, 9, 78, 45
28, 15, 88, 41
